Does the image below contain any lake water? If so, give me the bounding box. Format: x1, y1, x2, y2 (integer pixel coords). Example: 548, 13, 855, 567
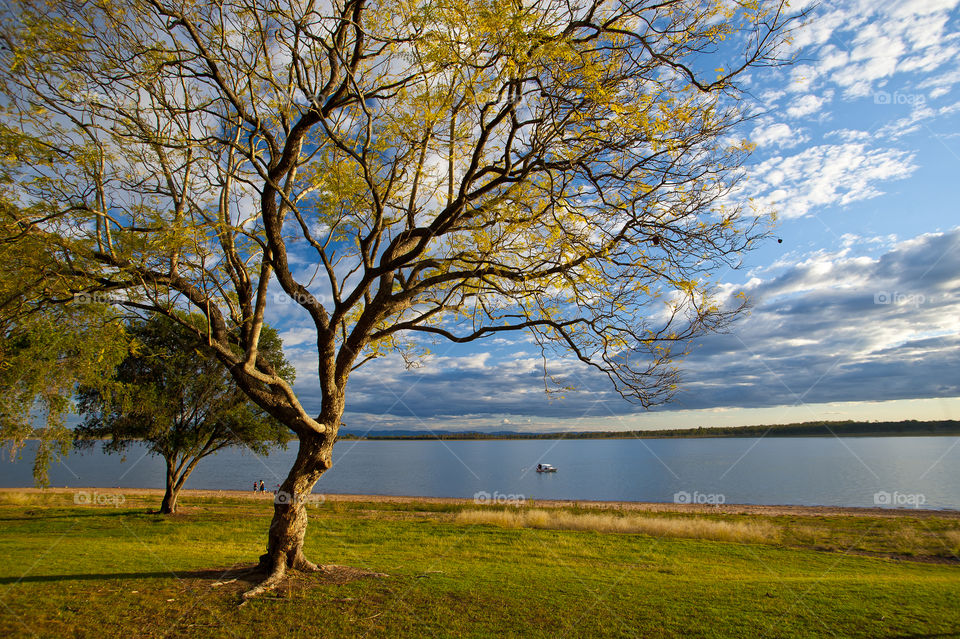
2, 437, 958, 509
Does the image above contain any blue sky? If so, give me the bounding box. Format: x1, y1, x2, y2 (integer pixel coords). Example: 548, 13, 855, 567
272, 0, 960, 433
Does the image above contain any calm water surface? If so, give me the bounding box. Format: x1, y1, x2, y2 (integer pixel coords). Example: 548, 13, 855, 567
2, 437, 957, 509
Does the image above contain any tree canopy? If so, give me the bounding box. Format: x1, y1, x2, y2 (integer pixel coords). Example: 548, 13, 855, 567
0, 0, 801, 596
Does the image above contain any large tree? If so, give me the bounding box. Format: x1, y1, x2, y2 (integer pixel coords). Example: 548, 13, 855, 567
0, 0, 801, 596
75, 314, 294, 514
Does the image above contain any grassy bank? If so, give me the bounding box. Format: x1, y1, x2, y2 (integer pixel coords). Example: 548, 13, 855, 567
0, 491, 958, 638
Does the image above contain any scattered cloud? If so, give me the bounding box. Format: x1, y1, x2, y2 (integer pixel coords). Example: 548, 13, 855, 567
678, 229, 960, 410
279, 327, 318, 348
786, 0, 960, 99
784, 93, 829, 118
743, 143, 918, 219
308, 230, 960, 429
750, 121, 808, 148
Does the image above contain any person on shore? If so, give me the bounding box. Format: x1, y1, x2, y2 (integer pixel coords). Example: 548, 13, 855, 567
259, 480, 265, 493
253, 481, 258, 492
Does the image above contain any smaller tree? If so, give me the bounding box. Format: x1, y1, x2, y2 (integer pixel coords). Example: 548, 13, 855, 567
75, 315, 294, 514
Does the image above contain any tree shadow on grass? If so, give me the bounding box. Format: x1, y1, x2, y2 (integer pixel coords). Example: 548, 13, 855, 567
0, 563, 387, 589
0, 509, 157, 522
0, 565, 263, 585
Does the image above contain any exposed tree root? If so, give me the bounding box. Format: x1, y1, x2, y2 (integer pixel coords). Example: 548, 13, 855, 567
241, 560, 287, 601
291, 551, 321, 572
241, 553, 387, 601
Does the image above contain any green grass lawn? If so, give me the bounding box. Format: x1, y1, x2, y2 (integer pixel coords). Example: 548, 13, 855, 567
0, 492, 958, 638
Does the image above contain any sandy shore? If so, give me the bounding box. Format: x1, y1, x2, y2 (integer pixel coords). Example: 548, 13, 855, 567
3, 486, 958, 519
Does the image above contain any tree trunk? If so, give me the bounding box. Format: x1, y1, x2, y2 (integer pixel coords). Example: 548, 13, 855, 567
160, 454, 203, 515
160, 459, 179, 514
243, 428, 334, 598
160, 484, 180, 514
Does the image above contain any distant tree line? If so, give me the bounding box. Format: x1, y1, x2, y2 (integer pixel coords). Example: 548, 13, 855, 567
350, 420, 960, 441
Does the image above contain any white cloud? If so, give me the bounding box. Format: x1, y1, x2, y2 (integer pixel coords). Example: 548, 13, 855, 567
826, 128, 871, 143
332, 231, 960, 422
791, 0, 960, 98
678, 229, 960, 409
890, 0, 960, 19
758, 89, 786, 107
750, 121, 807, 148
871, 100, 960, 139
919, 68, 960, 98
817, 46, 849, 75
786, 64, 819, 94
785, 93, 828, 118
744, 143, 917, 219
279, 327, 318, 347
426, 351, 493, 371
831, 27, 906, 96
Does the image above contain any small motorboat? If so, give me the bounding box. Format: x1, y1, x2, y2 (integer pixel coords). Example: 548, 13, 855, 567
536, 463, 558, 473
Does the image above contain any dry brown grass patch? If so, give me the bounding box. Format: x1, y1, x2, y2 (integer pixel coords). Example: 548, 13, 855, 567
0, 491, 42, 506
944, 530, 960, 555
456, 508, 780, 544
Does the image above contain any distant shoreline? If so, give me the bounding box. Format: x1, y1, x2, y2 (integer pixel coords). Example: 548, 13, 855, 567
4, 487, 958, 518
341, 419, 960, 441
349, 432, 960, 441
